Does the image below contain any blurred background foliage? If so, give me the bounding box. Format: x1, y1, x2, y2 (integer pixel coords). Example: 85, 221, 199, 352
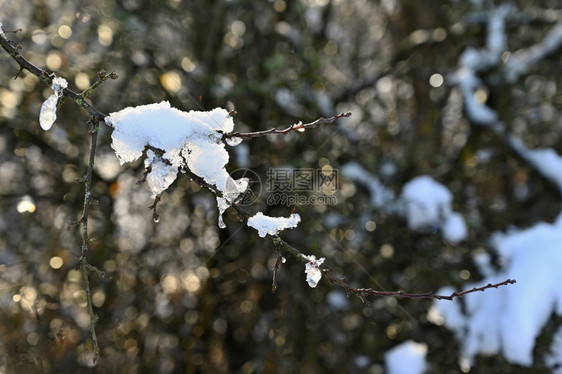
0, 0, 561, 372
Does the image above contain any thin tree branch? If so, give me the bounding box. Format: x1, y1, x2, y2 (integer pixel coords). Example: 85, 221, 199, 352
75, 116, 104, 364
81, 70, 119, 100
321, 268, 516, 303
222, 112, 351, 140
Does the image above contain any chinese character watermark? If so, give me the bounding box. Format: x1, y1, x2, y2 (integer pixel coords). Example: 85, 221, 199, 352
229, 167, 339, 206
265, 167, 338, 206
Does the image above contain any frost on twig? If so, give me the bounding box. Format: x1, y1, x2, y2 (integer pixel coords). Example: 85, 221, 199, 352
39, 76, 67, 130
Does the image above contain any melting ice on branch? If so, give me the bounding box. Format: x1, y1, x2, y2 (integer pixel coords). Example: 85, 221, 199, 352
106, 101, 248, 225
39, 76, 68, 131
304, 255, 325, 288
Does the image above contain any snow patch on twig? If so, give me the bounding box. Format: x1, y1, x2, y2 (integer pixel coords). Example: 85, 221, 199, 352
39, 76, 68, 131
247, 212, 300, 238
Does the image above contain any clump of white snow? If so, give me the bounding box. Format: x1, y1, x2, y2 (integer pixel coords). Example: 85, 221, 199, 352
453, 68, 499, 126
506, 22, 562, 82
442, 212, 468, 243
400, 175, 467, 243
341, 161, 396, 209
430, 213, 562, 367
341, 167, 467, 243
486, 4, 515, 57
39, 76, 68, 131
246, 212, 300, 238
449, 5, 516, 132
105, 101, 248, 226
385, 341, 428, 374
509, 136, 562, 195
303, 255, 325, 288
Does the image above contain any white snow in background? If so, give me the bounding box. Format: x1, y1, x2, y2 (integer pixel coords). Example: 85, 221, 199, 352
106, 101, 248, 227
0, 22, 4, 38
327, 290, 348, 309
450, 5, 517, 131
233, 142, 250, 168
39, 76, 68, 131
486, 4, 514, 57
342, 167, 467, 243
442, 212, 468, 243
401, 176, 467, 243
385, 341, 428, 374
430, 214, 562, 367
506, 22, 562, 82
342, 161, 395, 209
354, 355, 370, 369
246, 212, 300, 238
433, 5, 562, 369
509, 136, 562, 194
303, 254, 325, 288
453, 68, 499, 126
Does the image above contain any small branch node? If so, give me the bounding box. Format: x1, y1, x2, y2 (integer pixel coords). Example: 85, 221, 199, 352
149, 194, 162, 222
272, 246, 283, 294
67, 217, 85, 229
14, 66, 23, 80
137, 165, 152, 185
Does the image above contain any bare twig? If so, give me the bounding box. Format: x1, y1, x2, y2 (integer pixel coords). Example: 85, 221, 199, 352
75, 116, 104, 363
222, 112, 351, 140
321, 268, 516, 303
271, 246, 284, 294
